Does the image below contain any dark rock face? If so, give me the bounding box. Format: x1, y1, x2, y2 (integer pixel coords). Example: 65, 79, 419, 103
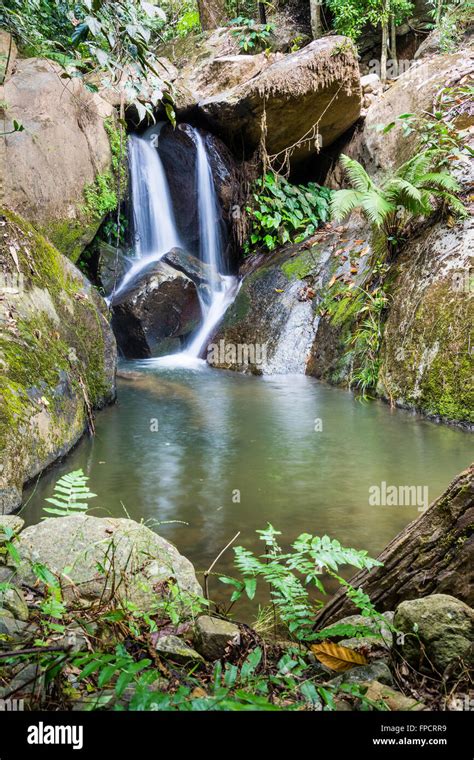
111, 261, 201, 358
157, 124, 239, 270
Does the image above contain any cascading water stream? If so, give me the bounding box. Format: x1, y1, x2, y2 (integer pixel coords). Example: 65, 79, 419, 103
181, 128, 238, 361
111, 125, 181, 299
113, 123, 238, 365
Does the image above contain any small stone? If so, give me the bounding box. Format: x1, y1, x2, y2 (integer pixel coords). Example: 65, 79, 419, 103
2, 586, 29, 621
393, 594, 474, 674
194, 615, 240, 660
154, 634, 204, 665
329, 660, 393, 688
360, 73, 382, 94
362, 681, 425, 711
0, 609, 28, 639
0, 663, 44, 699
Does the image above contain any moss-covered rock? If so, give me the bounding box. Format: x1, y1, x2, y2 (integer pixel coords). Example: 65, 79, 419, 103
0, 209, 116, 513
378, 213, 473, 426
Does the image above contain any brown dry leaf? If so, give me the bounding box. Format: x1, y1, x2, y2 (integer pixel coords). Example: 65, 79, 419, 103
328, 275, 337, 288
311, 642, 368, 672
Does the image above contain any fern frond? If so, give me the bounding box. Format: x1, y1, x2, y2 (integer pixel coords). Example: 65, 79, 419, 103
419, 172, 461, 192
360, 190, 395, 227
340, 154, 374, 192
43, 469, 96, 518
330, 189, 364, 221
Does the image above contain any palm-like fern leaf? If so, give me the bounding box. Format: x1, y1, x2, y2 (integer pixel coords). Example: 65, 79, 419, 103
340, 154, 374, 192
330, 189, 365, 221
419, 172, 461, 192
43, 469, 97, 517
360, 190, 395, 227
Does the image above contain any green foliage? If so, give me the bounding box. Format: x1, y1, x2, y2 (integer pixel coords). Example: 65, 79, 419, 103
42, 469, 97, 517
245, 173, 332, 254
1, 0, 174, 123
83, 172, 118, 221
229, 16, 274, 51
331, 151, 467, 259
326, 0, 414, 41
220, 525, 382, 640
427, 0, 473, 51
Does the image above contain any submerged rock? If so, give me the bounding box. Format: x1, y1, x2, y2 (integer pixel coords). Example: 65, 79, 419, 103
111, 260, 202, 358
0, 51, 115, 262
0, 210, 116, 514
16, 515, 202, 610
393, 594, 474, 674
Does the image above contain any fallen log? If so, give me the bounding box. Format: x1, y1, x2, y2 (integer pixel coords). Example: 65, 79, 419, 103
315, 464, 474, 629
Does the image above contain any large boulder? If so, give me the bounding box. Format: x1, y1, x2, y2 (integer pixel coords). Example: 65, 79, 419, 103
326, 39, 474, 185
394, 594, 474, 673
197, 37, 361, 165
16, 515, 202, 609
111, 259, 202, 358
0, 52, 115, 261
212, 221, 372, 374
0, 209, 116, 514
377, 205, 473, 425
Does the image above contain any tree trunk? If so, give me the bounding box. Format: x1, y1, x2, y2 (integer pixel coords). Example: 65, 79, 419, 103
258, 2, 267, 25
197, 0, 227, 31
380, 19, 389, 82
314, 465, 474, 630
390, 14, 397, 76
310, 0, 322, 40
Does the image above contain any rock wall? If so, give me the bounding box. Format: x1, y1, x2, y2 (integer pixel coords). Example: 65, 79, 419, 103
0, 210, 116, 514
0, 47, 116, 262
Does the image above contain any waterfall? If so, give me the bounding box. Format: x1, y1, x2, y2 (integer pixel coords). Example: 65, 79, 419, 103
112, 125, 181, 299
182, 129, 237, 361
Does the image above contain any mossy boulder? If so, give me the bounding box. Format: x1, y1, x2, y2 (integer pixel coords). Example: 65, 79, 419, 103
394, 594, 474, 673
0, 55, 116, 261
378, 212, 473, 425
0, 209, 116, 513
16, 515, 202, 611
211, 220, 371, 374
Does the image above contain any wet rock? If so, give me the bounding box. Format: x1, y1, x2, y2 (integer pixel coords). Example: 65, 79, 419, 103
393, 594, 474, 674
329, 660, 394, 688
377, 200, 473, 425
0, 211, 117, 514
212, 222, 371, 375
157, 125, 238, 264
16, 515, 202, 611
111, 261, 201, 358
0, 609, 28, 639
197, 37, 361, 166
153, 634, 204, 665
97, 242, 130, 296
194, 615, 240, 660
0, 57, 114, 261
2, 586, 29, 621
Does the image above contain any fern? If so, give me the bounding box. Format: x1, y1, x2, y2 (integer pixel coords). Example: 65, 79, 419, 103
43, 469, 97, 517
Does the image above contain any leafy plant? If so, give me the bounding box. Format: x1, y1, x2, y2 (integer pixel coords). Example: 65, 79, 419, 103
229, 16, 274, 52
1, 0, 174, 123
330, 151, 466, 260
43, 469, 97, 517
220, 525, 383, 641
245, 173, 332, 254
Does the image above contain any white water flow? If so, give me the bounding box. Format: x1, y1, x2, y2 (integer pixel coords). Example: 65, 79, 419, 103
183, 129, 237, 360
112, 126, 181, 299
